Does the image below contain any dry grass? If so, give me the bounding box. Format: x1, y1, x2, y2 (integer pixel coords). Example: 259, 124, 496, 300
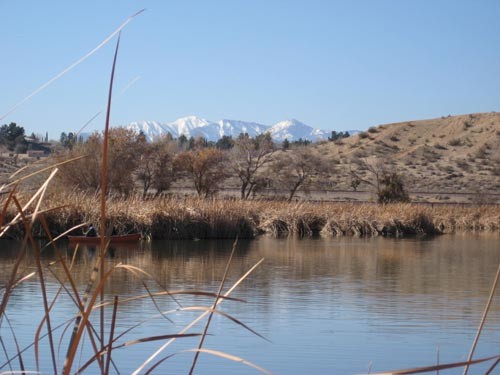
3, 194, 497, 240
318, 112, 500, 194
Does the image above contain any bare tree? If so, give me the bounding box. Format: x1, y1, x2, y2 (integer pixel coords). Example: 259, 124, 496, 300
56, 127, 142, 195
231, 133, 275, 199
174, 148, 228, 197
136, 138, 177, 198
271, 145, 334, 202
349, 158, 409, 203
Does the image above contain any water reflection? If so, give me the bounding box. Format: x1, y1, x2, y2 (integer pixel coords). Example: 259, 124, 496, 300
0, 234, 499, 374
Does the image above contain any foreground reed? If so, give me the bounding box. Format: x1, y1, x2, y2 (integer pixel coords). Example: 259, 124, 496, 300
8, 193, 499, 240
0, 16, 269, 374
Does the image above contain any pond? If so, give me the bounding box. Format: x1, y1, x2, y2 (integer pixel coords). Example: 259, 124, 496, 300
0, 234, 499, 374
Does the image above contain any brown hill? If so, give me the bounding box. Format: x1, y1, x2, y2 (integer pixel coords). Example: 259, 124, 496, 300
317, 112, 500, 198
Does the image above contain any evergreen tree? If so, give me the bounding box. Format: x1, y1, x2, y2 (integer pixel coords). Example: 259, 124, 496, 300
0, 122, 26, 151
60, 131, 76, 149
291, 138, 311, 146
328, 131, 350, 142
188, 136, 195, 150
178, 134, 188, 149
282, 138, 290, 150
216, 135, 234, 150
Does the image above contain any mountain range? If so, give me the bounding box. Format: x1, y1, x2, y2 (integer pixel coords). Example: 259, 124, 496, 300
123, 116, 332, 142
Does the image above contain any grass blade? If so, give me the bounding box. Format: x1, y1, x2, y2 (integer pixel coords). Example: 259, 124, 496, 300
141, 282, 174, 324
3, 314, 25, 372
98, 25, 122, 364
372, 354, 500, 374
186, 348, 273, 375
4, 155, 87, 190
104, 296, 119, 375
463, 260, 500, 374
76, 334, 203, 374
144, 348, 274, 375
0, 9, 145, 121
10, 195, 58, 374
180, 306, 270, 342
188, 238, 238, 374
94, 291, 244, 309
41, 222, 88, 250
0, 168, 58, 237
486, 357, 500, 374
132, 257, 264, 375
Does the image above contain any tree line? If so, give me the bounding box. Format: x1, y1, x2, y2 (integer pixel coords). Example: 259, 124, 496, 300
55, 128, 335, 201
1, 123, 409, 203
55, 127, 410, 203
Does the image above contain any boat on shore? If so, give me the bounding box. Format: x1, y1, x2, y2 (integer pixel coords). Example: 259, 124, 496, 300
67, 233, 141, 245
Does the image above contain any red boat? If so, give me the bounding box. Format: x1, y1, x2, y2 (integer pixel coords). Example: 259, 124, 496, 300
67, 233, 141, 245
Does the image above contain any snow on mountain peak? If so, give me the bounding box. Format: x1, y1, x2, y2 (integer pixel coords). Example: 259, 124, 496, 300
268, 119, 328, 142
123, 116, 330, 142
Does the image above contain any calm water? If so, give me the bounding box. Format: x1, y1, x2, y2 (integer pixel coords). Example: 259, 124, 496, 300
0, 234, 499, 374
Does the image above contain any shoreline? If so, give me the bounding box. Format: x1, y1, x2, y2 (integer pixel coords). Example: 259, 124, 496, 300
6, 194, 499, 240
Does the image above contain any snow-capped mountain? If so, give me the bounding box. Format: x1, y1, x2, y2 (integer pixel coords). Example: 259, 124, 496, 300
268, 119, 329, 142
123, 116, 330, 142
128, 116, 216, 141
217, 119, 269, 139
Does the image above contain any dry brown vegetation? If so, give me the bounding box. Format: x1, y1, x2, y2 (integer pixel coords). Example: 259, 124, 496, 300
3, 193, 496, 240
319, 112, 500, 196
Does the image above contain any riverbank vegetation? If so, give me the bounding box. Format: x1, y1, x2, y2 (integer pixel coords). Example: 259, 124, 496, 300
4, 193, 498, 240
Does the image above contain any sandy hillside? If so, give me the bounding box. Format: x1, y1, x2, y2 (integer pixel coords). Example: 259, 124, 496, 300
317, 112, 500, 197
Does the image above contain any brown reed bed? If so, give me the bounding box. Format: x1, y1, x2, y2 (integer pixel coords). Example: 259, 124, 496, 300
5, 193, 498, 240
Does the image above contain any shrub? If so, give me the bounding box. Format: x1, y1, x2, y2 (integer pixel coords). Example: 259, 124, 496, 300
475, 145, 489, 159
14, 142, 28, 154
358, 132, 370, 139
328, 131, 350, 141
456, 160, 471, 172
377, 172, 410, 204
434, 143, 447, 150
448, 138, 463, 146
463, 121, 473, 129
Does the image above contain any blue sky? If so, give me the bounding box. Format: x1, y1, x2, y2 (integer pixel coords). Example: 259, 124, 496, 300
2, 1, 500, 138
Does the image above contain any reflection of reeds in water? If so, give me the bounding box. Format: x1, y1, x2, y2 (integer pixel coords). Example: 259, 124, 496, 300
0, 20, 268, 375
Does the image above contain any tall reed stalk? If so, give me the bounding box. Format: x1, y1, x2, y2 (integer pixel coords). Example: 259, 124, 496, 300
1, 11, 269, 374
